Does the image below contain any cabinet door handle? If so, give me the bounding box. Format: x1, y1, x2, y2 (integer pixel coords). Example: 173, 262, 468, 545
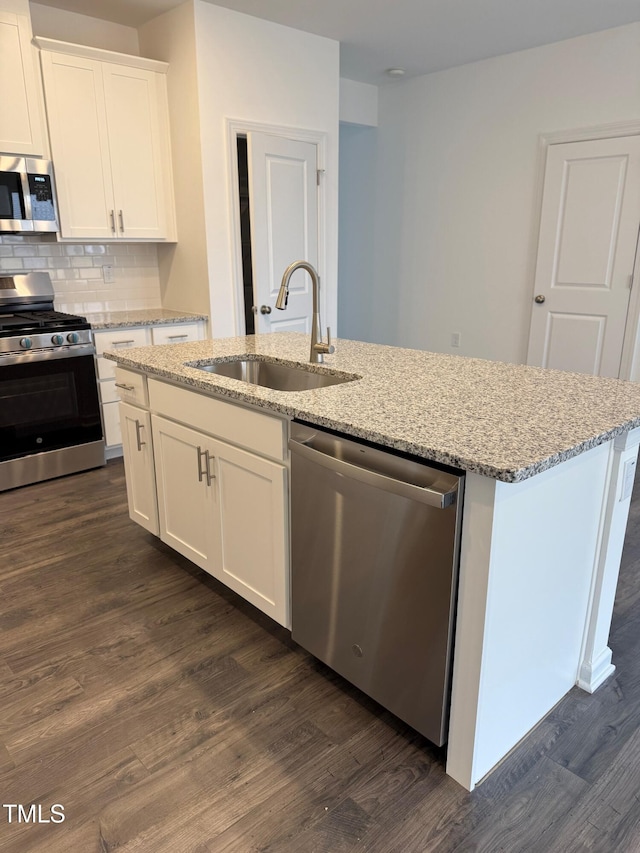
118, 209, 125, 233
135, 419, 145, 451
110, 209, 116, 233
205, 450, 216, 485
197, 447, 216, 485
197, 445, 206, 483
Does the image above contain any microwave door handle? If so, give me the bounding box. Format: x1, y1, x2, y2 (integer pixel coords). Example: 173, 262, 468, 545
20, 171, 33, 221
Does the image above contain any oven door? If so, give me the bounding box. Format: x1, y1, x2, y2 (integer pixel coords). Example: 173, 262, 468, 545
0, 346, 103, 463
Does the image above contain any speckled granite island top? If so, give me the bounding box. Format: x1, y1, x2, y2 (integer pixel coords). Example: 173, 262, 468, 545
86, 308, 208, 330
104, 332, 640, 483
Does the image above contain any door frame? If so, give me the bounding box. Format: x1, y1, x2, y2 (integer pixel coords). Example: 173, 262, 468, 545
527, 120, 640, 380
225, 118, 328, 336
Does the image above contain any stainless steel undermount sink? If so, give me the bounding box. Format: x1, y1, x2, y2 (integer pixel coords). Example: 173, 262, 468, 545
187, 357, 359, 392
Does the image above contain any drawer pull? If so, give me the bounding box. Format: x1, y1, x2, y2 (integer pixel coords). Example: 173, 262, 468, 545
115, 382, 135, 392
112, 339, 136, 346
166, 334, 189, 340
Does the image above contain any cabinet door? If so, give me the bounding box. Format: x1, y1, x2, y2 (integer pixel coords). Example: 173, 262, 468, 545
0, 12, 43, 155
120, 402, 158, 535
102, 64, 171, 240
151, 415, 221, 575
212, 438, 289, 627
40, 51, 115, 239
102, 400, 122, 448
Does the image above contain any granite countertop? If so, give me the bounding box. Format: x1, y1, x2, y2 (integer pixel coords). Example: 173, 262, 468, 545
104, 332, 640, 482
86, 308, 208, 330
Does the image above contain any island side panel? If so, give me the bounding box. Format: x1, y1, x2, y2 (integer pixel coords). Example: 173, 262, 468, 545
578, 427, 640, 692
447, 441, 612, 790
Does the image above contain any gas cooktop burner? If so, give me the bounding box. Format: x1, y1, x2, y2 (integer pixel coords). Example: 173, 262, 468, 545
0, 310, 90, 334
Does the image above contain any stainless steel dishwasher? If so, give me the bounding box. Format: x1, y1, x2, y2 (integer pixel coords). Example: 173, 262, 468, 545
289, 421, 464, 746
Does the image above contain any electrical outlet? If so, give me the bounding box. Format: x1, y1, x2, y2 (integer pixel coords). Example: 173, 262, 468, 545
102, 264, 115, 283
451, 332, 461, 348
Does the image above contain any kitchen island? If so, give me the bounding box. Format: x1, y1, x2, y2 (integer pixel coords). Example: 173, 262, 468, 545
105, 332, 640, 790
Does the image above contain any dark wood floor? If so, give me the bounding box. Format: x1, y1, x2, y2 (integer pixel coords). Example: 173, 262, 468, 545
1, 459, 639, 852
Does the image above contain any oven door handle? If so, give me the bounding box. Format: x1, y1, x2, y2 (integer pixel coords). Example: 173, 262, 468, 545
0, 343, 96, 365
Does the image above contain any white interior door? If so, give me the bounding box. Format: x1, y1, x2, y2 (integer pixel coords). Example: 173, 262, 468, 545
527, 136, 640, 378
247, 132, 318, 334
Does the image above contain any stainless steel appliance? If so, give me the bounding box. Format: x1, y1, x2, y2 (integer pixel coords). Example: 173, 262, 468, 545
0, 272, 104, 491
0, 156, 59, 233
289, 421, 464, 746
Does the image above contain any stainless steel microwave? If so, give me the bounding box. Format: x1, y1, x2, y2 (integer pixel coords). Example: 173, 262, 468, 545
0, 156, 59, 234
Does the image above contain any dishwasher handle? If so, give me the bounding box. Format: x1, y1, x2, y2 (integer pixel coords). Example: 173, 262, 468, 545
289, 437, 458, 509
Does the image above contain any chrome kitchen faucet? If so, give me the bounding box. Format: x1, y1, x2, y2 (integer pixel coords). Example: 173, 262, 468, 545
276, 260, 335, 363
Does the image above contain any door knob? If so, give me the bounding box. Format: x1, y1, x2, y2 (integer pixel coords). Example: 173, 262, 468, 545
260, 305, 272, 314
534, 294, 546, 304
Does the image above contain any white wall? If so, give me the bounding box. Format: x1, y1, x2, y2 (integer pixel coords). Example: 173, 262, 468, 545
30, 3, 140, 54
140, 1, 339, 338
339, 23, 640, 363
193, 1, 340, 338
138, 2, 210, 317
340, 78, 378, 127
338, 123, 377, 340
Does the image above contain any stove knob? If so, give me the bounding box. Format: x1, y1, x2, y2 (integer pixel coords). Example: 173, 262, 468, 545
66, 332, 80, 344
19, 337, 33, 350
51, 334, 65, 346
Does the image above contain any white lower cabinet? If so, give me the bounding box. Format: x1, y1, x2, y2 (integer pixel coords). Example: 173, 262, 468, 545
214, 436, 288, 624
94, 320, 204, 452
120, 402, 158, 535
151, 413, 289, 626
152, 415, 222, 576
117, 371, 290, 628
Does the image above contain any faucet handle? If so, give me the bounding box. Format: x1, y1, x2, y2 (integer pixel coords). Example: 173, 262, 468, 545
326, 327, 335, 355
311, 327, 335, 361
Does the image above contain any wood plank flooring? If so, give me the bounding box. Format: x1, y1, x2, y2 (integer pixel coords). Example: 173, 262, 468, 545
1, 459, 639, 851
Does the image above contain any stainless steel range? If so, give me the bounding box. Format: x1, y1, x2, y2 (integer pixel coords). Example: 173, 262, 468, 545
0, 272, 104, 491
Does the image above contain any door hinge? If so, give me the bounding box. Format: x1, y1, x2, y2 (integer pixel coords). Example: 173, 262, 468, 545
317, 169, 325, 186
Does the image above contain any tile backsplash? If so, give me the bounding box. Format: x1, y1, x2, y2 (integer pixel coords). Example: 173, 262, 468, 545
0, 235, 162, 315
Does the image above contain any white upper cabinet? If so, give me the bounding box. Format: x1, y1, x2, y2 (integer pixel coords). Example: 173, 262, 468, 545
102, 64, 172, 239
37, 39, 177, 241
0, 11, 44, 154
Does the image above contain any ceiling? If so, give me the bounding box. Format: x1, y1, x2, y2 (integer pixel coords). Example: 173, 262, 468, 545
33, 0, 640, 84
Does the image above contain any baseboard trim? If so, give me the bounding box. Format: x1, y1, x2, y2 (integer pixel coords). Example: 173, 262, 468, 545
577, 646, 615, 693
